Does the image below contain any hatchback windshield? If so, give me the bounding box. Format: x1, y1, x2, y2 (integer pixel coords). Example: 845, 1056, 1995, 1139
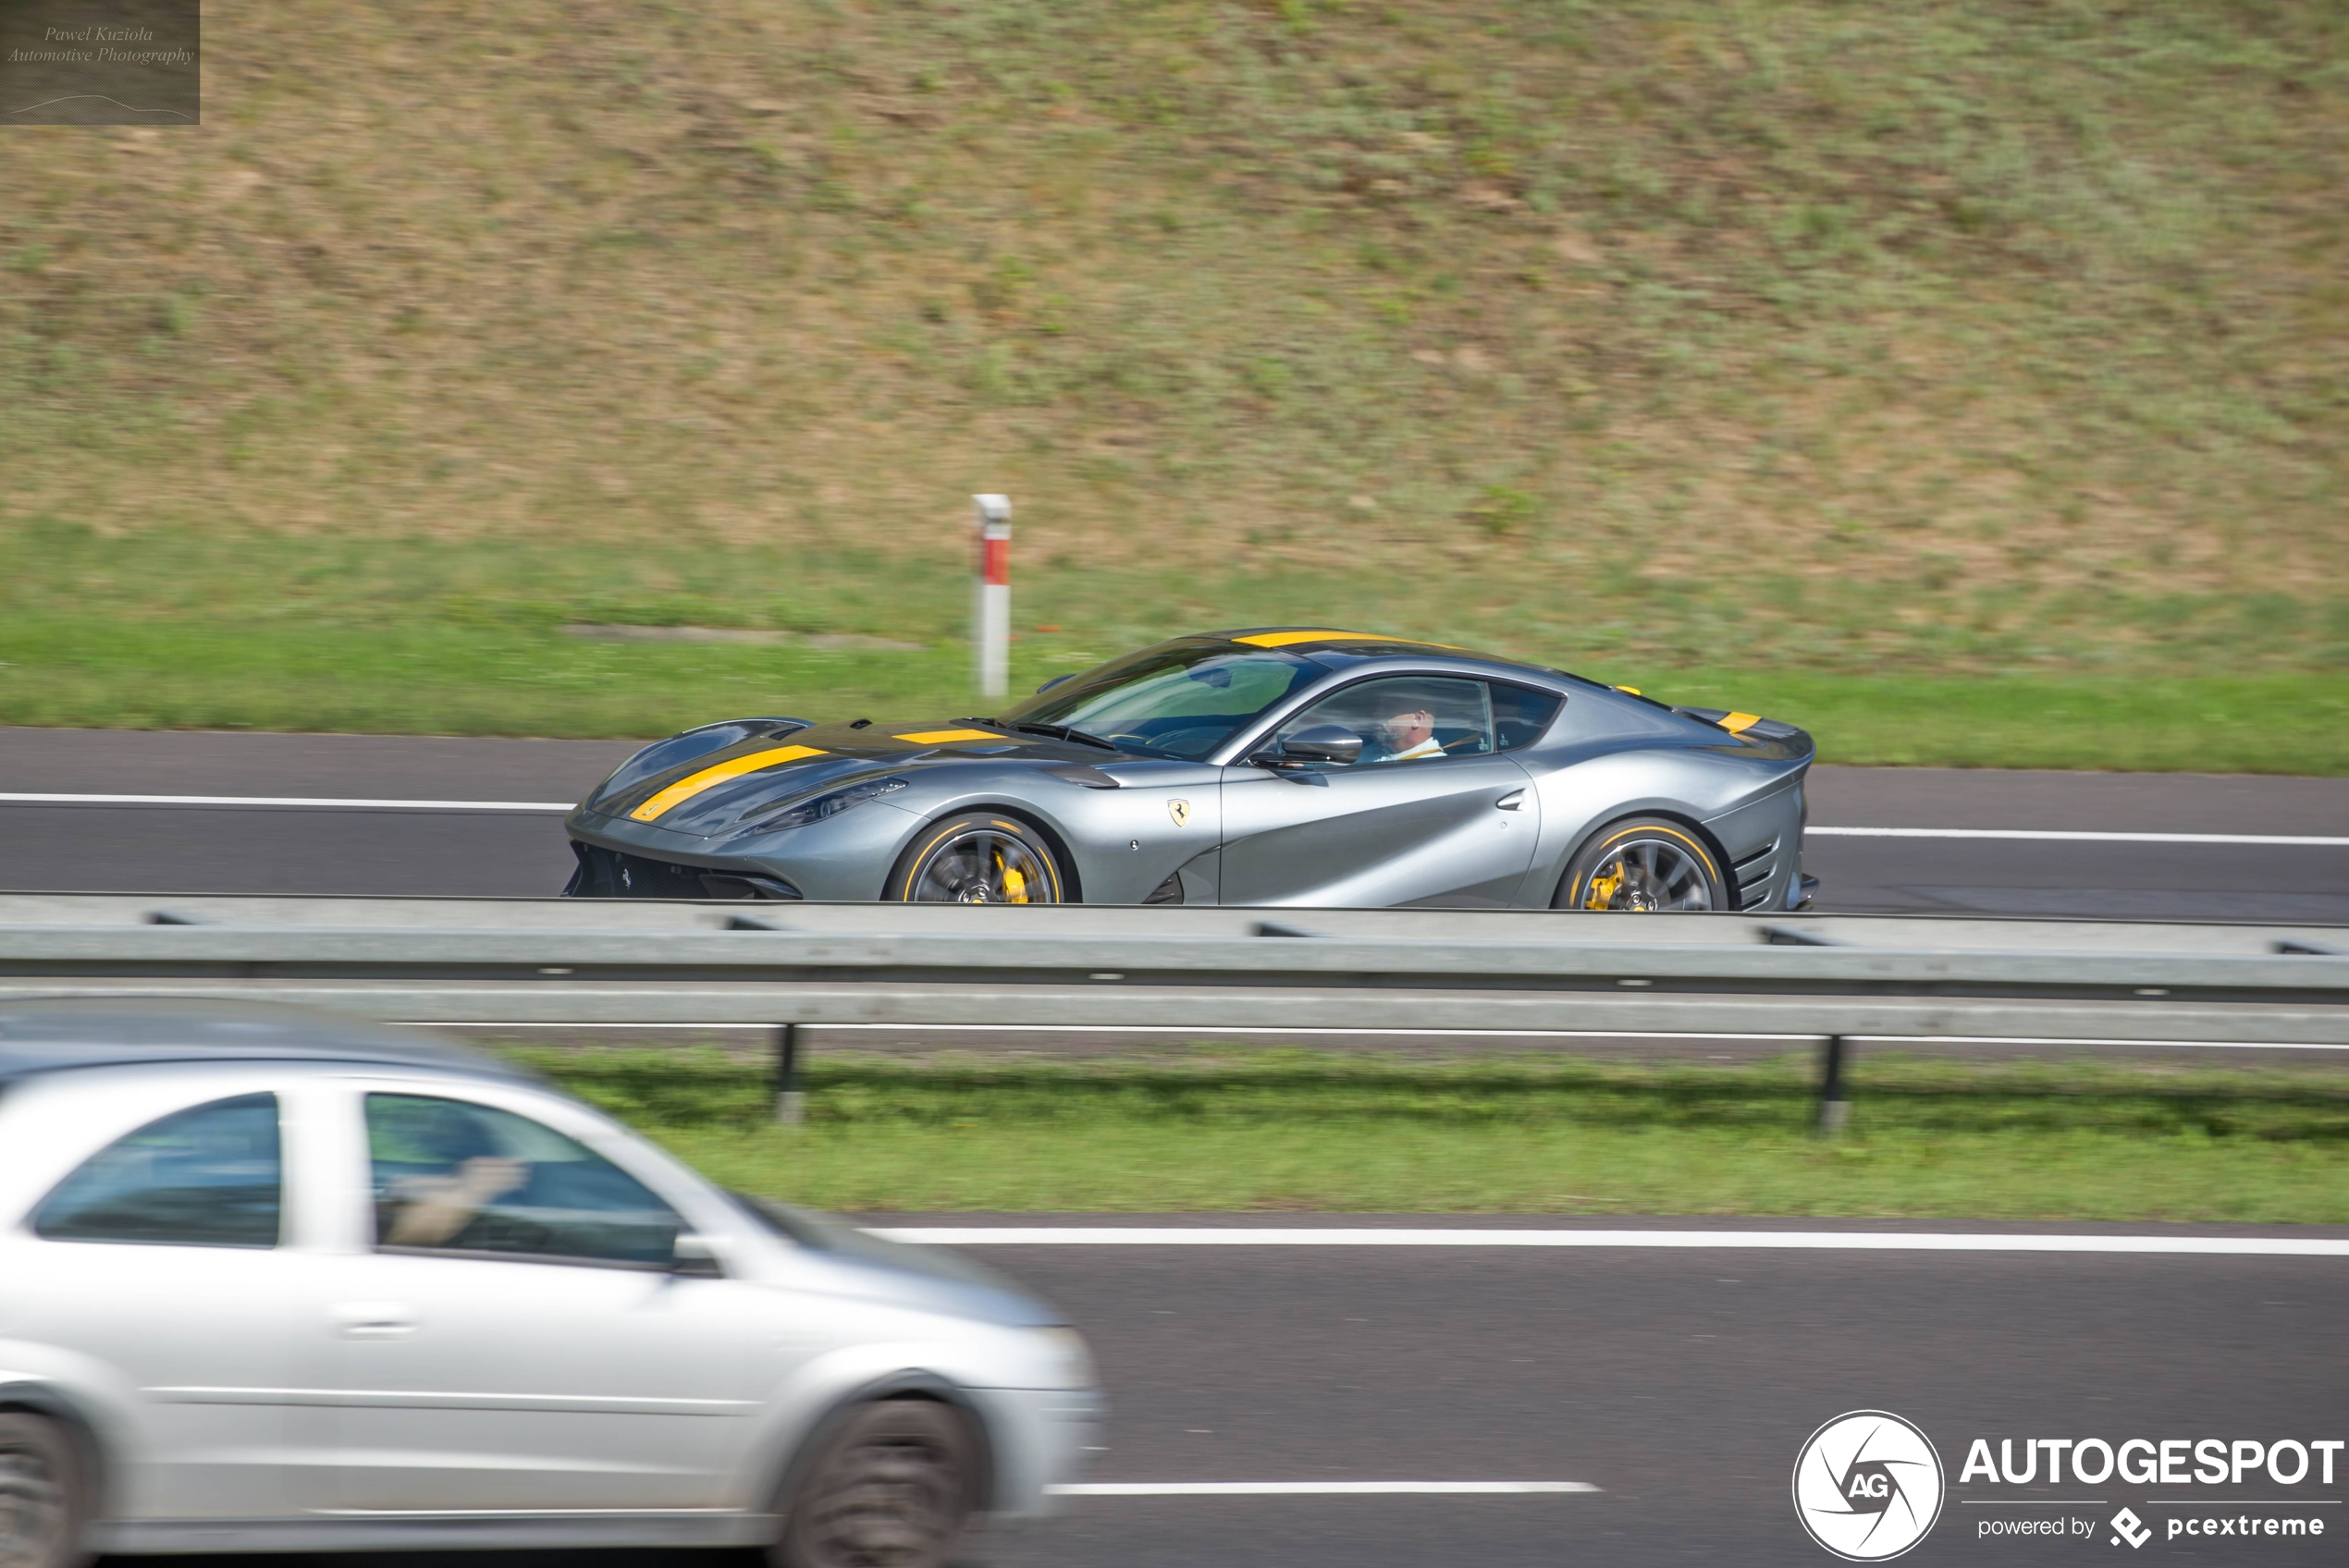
1000, 643, 1322, 760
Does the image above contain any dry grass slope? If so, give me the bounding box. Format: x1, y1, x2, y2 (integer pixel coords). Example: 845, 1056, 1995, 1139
2, 0, 2343, 705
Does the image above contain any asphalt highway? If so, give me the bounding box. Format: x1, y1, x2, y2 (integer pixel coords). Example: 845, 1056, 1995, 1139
4, 728, 2345, 919
960, 1219, 2349, 1567
113, 1220, 2349, 1568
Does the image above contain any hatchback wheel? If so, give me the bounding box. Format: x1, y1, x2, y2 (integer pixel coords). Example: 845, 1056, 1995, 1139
1555, 816, 1728, 912
0, 1415, 91, 1568
776, 1400, 978, 1568
890, 814, 1066, 903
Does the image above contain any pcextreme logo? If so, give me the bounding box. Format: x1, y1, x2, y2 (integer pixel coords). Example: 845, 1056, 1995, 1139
1795, 1411, 1948, 1562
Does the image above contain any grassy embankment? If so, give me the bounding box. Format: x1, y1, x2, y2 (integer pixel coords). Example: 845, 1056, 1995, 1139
2, 2, 2343, 766
519, 1047, 2349, 1224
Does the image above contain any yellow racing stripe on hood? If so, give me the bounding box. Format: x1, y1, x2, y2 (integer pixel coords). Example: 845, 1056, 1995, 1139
893, 729, 1013, 744
1718, 712, 1762, 734
629, 745, 828, 822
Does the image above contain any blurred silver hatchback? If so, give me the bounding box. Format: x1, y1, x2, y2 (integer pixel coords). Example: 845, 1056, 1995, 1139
0, 1002, 1097, 1568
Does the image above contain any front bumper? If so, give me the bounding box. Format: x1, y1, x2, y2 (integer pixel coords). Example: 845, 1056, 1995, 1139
973, 1385, 1105, 1518
564, 841, 804, 900
562, 801, 925, 902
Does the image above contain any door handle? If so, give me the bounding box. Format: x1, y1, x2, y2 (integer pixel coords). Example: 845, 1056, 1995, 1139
332, 1301, 419, 1340
1494, 790, 1525, 811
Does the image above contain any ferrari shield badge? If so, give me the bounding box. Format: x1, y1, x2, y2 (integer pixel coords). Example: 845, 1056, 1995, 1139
1167, 799, 1191, 827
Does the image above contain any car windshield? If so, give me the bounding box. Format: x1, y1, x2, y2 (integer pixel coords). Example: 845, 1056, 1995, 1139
1001, 643, 1322, 760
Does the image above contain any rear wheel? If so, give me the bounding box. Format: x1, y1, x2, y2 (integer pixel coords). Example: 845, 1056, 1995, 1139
1554, 816, 1727, 912
890, 813, 1066, 903
0, 1413, 92, 1568
774, 1400, 979, 1568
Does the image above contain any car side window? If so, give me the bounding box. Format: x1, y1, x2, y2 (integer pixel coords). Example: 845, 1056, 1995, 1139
1489, 682, 1566, 751
1276, 677, 1494, 765
365, 1093, 684, 1268
32, 1093, 282, 1249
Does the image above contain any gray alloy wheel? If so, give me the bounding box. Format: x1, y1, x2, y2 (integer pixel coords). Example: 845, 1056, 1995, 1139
775, 1400, 979, 1568
891, 813, 1065, 904
0, 1415, 91, 1568
1555, 815, 1728, 912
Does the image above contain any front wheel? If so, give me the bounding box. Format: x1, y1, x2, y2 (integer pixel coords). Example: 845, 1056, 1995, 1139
0, 1413, 93, 1568
774, 1400, 980, 1568
1554, 816, 1728, 912
889, 813, 1067, 903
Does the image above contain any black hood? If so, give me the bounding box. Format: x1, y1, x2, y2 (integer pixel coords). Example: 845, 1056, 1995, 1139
580, 717, 1115, 837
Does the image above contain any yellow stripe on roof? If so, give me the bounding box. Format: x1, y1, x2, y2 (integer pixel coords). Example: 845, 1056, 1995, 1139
1718, 712, 1762, 734
1234, 631, 1426, 649
630, 745, 828, 822
893, 729, 1014, 745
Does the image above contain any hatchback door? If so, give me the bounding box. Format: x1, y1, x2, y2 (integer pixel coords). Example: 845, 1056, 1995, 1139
1218, 675, 1540, 907
299, 1086, 779, 1514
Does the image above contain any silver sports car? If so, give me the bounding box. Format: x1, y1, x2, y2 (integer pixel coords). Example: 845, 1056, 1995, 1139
564, 628, 1816, 912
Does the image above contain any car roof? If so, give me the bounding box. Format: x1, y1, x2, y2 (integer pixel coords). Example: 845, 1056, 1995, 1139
0, 998, 531, 1085
1208, 627, 1576, 681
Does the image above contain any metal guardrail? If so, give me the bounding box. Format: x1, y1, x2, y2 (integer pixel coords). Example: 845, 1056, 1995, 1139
2, 895, 2344, 1127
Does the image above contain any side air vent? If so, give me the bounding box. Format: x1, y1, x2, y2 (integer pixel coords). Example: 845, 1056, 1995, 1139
1731, 840, 1779, 912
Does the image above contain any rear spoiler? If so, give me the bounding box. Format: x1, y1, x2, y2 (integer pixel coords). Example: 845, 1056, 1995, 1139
1673, 705, 1806, 743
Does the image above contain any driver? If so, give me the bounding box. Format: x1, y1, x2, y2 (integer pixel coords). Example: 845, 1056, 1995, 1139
381, 1110, 529, 1248
1371, 684, 1445, 761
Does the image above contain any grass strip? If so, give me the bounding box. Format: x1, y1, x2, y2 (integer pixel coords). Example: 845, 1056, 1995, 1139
513, 1047, 2349, 1225
6, 609, 2343, 774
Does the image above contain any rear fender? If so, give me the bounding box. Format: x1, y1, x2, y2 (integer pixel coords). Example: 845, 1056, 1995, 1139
0, 1352, 135, 1525
1521, 749, 1758, 905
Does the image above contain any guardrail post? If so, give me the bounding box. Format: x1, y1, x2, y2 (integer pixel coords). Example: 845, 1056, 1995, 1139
774, 1023, 806, 1127
1817, 1034, 1851, 1136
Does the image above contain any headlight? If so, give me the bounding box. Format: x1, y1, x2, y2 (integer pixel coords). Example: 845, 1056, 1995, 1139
1035, 1326, 1099, 1390
740, 774, 910, 832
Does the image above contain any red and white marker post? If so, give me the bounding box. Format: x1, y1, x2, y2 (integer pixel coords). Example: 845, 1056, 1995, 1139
972, 494, 1012, 701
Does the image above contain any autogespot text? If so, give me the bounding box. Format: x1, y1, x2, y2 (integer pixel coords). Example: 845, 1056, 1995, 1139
1960, 1437, 2343, 1488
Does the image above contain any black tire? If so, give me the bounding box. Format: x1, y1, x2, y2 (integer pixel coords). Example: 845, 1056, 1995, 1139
774, 1400, 980, 1568
888, 813, 1067, 904
0, 1413, 93, 1568
1553, 815, 1728, 912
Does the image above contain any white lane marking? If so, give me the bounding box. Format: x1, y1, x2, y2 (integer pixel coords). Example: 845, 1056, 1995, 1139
2, 794, 2340, 845
878, 1228, 2349, 1256
0, 793, 573, 812
1049, 1482, 1599, 1496
1808, 827, 2349, 847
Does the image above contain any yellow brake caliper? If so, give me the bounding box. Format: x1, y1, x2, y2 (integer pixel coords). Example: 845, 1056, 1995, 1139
1000, 851, 1029, 904
1583, 862, 1624, 910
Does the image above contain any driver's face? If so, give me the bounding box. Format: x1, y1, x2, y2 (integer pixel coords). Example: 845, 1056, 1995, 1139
1379, 707, 1434, 748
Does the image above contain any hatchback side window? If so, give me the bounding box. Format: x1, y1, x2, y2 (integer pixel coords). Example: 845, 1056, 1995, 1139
33, 1093, 282, 1248
1489, 683, 1566, 751
1275, 676, 1495, 765
365, 1094, 684, 1268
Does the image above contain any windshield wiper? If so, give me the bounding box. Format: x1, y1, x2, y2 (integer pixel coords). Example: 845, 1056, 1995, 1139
1007, 720, 1120, 753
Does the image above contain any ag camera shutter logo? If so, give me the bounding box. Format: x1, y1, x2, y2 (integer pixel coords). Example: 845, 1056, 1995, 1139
1793, 1411, 1946, 1561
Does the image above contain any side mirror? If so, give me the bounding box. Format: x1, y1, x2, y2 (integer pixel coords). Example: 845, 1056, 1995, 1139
1274, 725, 1364, 766
670, 1233, 724, 1278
